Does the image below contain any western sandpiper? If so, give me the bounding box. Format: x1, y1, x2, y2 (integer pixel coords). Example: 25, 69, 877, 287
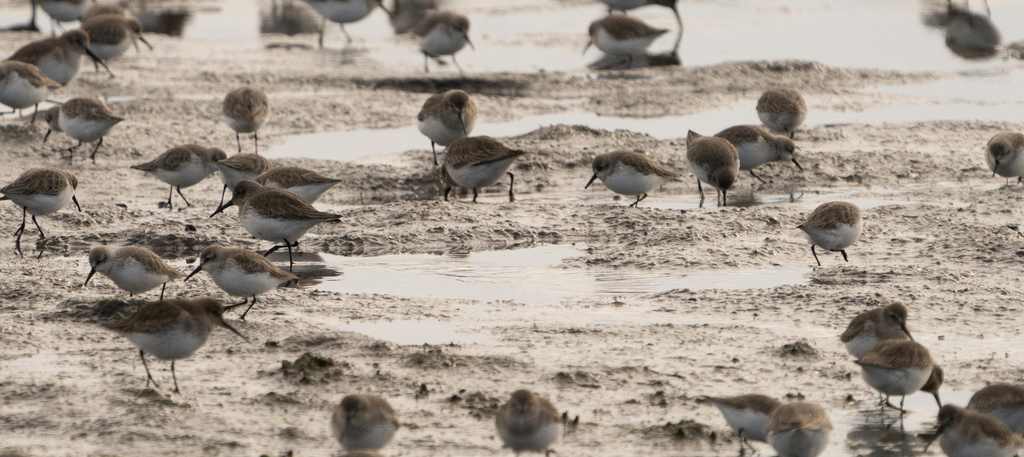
102, 297, 246, 393
764, 402, 832, 457
757, 89, 807, 139
714, 124, 802, 184
254, 166, 342, 203
855, 339, 940, 411
0, 61, 61, 122
85, 246, 183, 299
704, 394, 781, 454
967, 384, 1024, 434
797, 201, 862, 267
216, 153, 273, 207
685, 130, 739, 208
184, 245, 298, 319
48, 97, 123, 162
584, 15, 668, 68
37, 0, 92, 34
210, 180, 342, 268
302, 0, 391, 48
81, 15, 152, 63
926, 405, 1024, 457
80, 3, 125, 22
496, 389, 562, 455
131, 144, 228, 209
597, 0, 681, 31
840, 303, 913, 359
331, 394, 400, 450
223, 87, 270, 154
585, 150, 679, 207
412, 11, 473, 73
985, 132, 1024, 183
389, 0, 436, 34
417, 89, 478, 164
441, 136, 526, 203
7, 29, 112, 84
1, 167, 80, 256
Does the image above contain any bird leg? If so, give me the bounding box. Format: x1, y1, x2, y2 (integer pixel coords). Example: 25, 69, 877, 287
139, 350, 160, 388
235, 132, 242, 153
443, 186, 452, 201
13, 206, 27, 256
218, 185, 228, 208
628, 193, 648, 208
340, 24, 352, 44
722, 189, 728, 207
831, 249, 849, 262
31, 215, 44, 238
697, 180, 705, 208
170, 360, 180, 393
431, 141, 437, 165
160, 283, 167, 300
31, 104, 38, 123
284, 238, 295, 271
472, 188, 479, 203
423, 52, 430, 73
318, 17, 326, 49
165, 186, 174, 209
90, 137, 104, 163
749, 169, 768, 184
452, 54, 464, 75
175, 187, 191, 207
239, 295, 259, 320
507, 172, 515, 202
254, 131, 259, 154
811, 245, 822, 266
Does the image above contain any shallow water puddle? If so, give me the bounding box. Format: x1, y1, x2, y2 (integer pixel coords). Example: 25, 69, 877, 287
831, 390, 972, 457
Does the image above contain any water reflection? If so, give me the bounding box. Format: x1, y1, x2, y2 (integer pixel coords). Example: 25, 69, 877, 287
588, 50, 681, 70
921, 0, 1002, 60
261, 0, 321, 35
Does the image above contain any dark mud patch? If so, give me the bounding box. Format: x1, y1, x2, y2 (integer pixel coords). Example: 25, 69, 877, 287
351, 76, 533, 97
279, 352, 349, 384
449, 390, 502, 419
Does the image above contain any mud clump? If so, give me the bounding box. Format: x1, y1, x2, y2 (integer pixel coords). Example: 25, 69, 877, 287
554, 371, 602, 389
640, 419, 718, 442
405, 345, 465, 369
779, 340, 819, 358
449, 391, 502, 419
279, 353, 349, 384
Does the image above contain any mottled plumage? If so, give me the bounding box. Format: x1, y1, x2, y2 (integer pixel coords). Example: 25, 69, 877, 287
585, 15, 667, 66
929, 405, 1024, 457
412, 11, 473, 73
585, 151, 679, 207
840, 303, 912, 358
442, 136, 526, 203
51, 97, 123, 161
1, 168, 80, 256
986, 132, 1024, 181
685, 130, 739, 207
184, 245, 298, 319
797, 201, 862, 266
496, 390, 562, 455
968, 384, 1024, 434
715, 124, 801, 183
85, 246, 183, 299
856, 340, 940, 410
216, 153, 273, 207
7, 29, 110, 84
254, 166, 341, 203
132, 144, 227, 209
705, 394, 781, 452
223, 87, 270, 154
81, 15, 151, 60
0, 61, 62, 122
417, 90, 478, 164
765, 402, 832, 457
756, 89, 807, 138
331, 394, 400, 450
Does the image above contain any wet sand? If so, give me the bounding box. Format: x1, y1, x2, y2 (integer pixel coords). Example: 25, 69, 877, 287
3, 0, 1024, 456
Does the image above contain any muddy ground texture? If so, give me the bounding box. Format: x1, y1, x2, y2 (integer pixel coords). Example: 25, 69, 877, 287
1, 19, 1024, 457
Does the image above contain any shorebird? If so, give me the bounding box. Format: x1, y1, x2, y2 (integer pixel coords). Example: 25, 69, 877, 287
389, 0, 436, 34
704, 394, 781, 454
301, 0, 391, 48
495, 390, 562, 455
714, 125, 802, 184
131, 144, 227, 209
85, 246, 183, 299
757, 89, 807, 139
764, 402, 832, 457
967, 384, 1024, 434
102, 297, 246, 393
80, 2, 125, 22
584, 15, 668, 68
1, 168, 80, 256
685, 130, 739, 208
331, 394, 400, 451
216, 153, 273, 207
985, 132, 1024, 184
412, 11, 473, 73
210, 180, 342, 268
597, 0, 681, 31
585, 150, 679, 207
441, 136, 526, 203
6, 29, 112, 84
925, 405, 1024, 457
46, 97, 123, 161
223, 87, 270, 154
254, 166, 342, 203
417, 89, 478, 164
184, 245, 298, 319
0, 61, 61, 122
840, 303, 913, 359
81, 15, 152, 63
37, 0, 93, 35
855, 339, 942, 411
797, 201, 862, 266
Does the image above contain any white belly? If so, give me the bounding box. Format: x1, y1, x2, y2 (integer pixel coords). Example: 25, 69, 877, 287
418, 118, 466, 147
845, 333, 879, 359
445, 157, 518, 190
225, 116, 265, 134
758, 112, 807, 134
38, 0, 90, 22
600, 166, 669, 196
594, 28, 660, 56
89, 39, 132, 60
4, 187, 74, 216
418, 27, 468, 56
241, 212, 320, 243
103, 260, 173, 294
35, 54, 80, 85
337, 422, 397, 450
151, 161, 210, 188
123, 327, 208, 361
977, 407, 1024, 434
597, 0, 649, 10
860, 365, 931, 396
60, 112, 119, 143
0, 74, 52, 110
498, 423, 562, 452
217, 164, 260, 189
306, 0, 373, 23
208, 265, 288, 297
940, 428, 1019, 457
713, 404, 770, 443
767, 428, 830, 457
735, 140, 776, 170
800, 220, 862, 251
278, 183, 337, 203
986, 148, 1024, 178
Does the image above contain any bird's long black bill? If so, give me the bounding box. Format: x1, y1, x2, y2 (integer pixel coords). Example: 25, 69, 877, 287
84, 268, 96, 286
583, 40, 593, 55
585, 174, 598, 189
72, 195, 81, 212
932, 392, 942, 408
902, 324, 913, 341
222, 321, 248, 342
923, 422, 948, 452
210, 200, 234, 218
792, 158, 804, 171
85, 49, 112, 73
465, 35, 474, 50
43, 128, 52, 143
378, 2, 393, 18
183, 265, 203, 281
139, 35, 153, 50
